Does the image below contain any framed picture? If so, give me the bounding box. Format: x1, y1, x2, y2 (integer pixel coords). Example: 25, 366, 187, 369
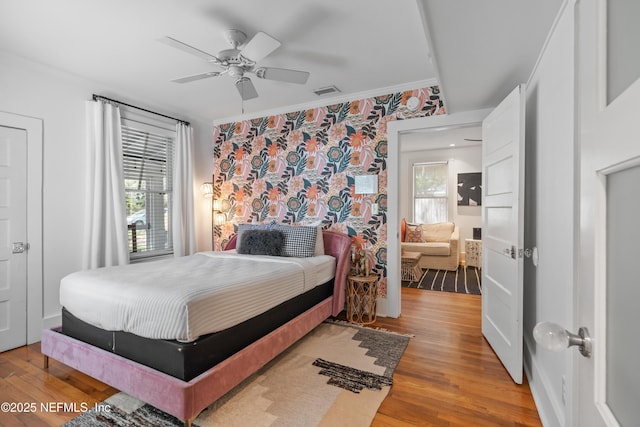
457, 172, 482, 206
354, 174, 378, 194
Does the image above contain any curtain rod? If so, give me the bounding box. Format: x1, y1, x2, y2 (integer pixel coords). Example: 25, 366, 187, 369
92, 94, 190, 126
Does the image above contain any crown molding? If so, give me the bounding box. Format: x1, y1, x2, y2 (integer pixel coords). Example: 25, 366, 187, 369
212, 78, 439, 126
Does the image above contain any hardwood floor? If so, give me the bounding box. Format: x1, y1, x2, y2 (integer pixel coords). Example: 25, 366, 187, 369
370, 288, 541, 426
0, 288, 541, 426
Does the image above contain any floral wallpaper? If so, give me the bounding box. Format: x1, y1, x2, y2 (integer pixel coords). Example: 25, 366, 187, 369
212, 85, 445, 297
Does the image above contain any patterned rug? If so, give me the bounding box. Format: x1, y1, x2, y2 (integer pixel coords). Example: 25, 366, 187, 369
63, 321, 410, 427
402, 265, 482, 295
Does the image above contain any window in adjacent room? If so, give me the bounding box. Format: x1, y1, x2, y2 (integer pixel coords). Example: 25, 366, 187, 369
413, 161, 448, 224
122, 112, 175, 260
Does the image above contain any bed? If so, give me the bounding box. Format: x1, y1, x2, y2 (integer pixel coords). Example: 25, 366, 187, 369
41, 229, 351, 426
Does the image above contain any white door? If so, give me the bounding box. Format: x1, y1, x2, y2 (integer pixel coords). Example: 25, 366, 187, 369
0, 125, 28, 352
575, 0, 640, 424
481, 85, 525, 384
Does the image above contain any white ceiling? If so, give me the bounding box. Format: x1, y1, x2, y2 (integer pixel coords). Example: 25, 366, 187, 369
0, 0, 561, 124
400, 125, 482, 153
419, 0, 563, 113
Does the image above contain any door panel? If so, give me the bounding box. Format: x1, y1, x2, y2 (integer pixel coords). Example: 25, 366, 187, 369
577, 0, 640, 424
604, 164, 640, 426
482, 84, 525, 384
486, 157, 514, 196
0, 126, 27, 352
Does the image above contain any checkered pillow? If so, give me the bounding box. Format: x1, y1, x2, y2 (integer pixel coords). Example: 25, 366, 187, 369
271, 224, 317, 257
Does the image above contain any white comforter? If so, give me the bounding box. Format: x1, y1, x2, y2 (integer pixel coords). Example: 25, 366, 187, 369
60, 252, 335, 342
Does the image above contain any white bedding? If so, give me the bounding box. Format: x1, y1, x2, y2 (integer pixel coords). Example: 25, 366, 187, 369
60, 252, 336, 342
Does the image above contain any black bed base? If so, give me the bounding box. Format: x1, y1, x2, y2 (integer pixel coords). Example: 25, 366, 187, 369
61, 280, 333, 381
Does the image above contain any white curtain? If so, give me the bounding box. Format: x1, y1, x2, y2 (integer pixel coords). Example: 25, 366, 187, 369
172, 122, 196, 256
83, 101, 129, 269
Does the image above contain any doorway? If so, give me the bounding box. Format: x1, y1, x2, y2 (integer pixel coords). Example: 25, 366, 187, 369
385, 109, 492, 317
398, 126, 482, 293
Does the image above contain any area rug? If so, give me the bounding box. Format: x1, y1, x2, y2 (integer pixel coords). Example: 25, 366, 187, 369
402, 265, 482, 295
63, 321, 410, 427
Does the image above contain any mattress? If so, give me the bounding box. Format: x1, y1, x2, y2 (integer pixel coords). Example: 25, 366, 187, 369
61, 280, 334, 381
60, 252, 336, 342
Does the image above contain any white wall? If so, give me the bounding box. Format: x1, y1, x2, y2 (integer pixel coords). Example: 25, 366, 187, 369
399, 142, 482, 251
522, 3, 575, 426
0, 51, 213, 333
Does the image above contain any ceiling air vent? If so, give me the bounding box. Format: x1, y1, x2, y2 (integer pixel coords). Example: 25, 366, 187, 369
313, 85, 341, 96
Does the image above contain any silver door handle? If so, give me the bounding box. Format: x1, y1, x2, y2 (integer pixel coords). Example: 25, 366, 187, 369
12, 242, 29, 254
533, 322, 592, 358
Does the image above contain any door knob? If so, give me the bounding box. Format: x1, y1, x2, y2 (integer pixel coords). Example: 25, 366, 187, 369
12, 242, 29, 254
533, 321, 592, 358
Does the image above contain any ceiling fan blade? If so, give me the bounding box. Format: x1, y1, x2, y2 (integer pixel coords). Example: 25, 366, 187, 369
159, 36, 219, 62
170, 71, 222, 84
254, 67, 310, 84
240, 31, 281, 62
235, 77, 258, 100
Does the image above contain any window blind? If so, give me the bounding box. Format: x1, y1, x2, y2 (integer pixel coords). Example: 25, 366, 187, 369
122, 124, 175, 259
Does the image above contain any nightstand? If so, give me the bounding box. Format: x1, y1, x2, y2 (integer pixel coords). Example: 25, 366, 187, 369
465, 239, 482, 269
346, 275, 378, 325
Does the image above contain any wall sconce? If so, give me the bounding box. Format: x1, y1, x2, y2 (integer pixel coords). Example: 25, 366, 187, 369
212, 197, 229, 225
213, 212, 227, 226
200, 182, 214, 198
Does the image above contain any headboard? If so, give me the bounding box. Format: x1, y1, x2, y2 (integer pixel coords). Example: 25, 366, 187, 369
224, 230, 351, 316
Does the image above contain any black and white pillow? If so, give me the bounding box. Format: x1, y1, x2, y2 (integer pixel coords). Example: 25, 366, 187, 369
271, 224, 317, 258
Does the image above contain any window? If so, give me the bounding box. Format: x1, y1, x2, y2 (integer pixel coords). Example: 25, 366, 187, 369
122, 115, 175, 260
413, 162, 448, 224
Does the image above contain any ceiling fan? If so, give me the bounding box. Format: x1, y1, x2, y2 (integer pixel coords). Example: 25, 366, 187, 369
160, 29, 310, 100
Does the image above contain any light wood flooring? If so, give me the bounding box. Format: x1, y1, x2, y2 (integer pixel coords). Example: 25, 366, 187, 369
0, 287, 541, 426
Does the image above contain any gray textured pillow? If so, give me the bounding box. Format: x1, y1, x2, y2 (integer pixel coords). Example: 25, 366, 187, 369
237, 223, 272, 247
237, 230, 284, 256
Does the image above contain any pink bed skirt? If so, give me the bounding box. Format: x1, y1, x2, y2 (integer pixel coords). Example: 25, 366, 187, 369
41, 297, 333, 424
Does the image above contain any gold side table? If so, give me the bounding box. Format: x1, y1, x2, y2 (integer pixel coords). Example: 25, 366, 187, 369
346, 275, 378, 325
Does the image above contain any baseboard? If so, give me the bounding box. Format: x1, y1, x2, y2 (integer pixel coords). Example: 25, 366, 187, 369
41, 314, 62, 333
524, 334, 565, 427
375, 297, 390, 318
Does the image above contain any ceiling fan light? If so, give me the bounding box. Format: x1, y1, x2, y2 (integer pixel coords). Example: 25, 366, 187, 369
162, 29, 307, 100
235, 77, 258, 100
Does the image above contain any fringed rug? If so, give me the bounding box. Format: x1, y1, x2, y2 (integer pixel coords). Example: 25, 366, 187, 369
402, 265, 482, 295
63, 321, 410, 427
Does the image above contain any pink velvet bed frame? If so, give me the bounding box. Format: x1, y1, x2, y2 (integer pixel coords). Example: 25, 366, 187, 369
41, 230, 351, 426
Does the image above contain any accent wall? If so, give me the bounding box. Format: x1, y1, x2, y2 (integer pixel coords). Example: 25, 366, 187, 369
212, 86, 445, 297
